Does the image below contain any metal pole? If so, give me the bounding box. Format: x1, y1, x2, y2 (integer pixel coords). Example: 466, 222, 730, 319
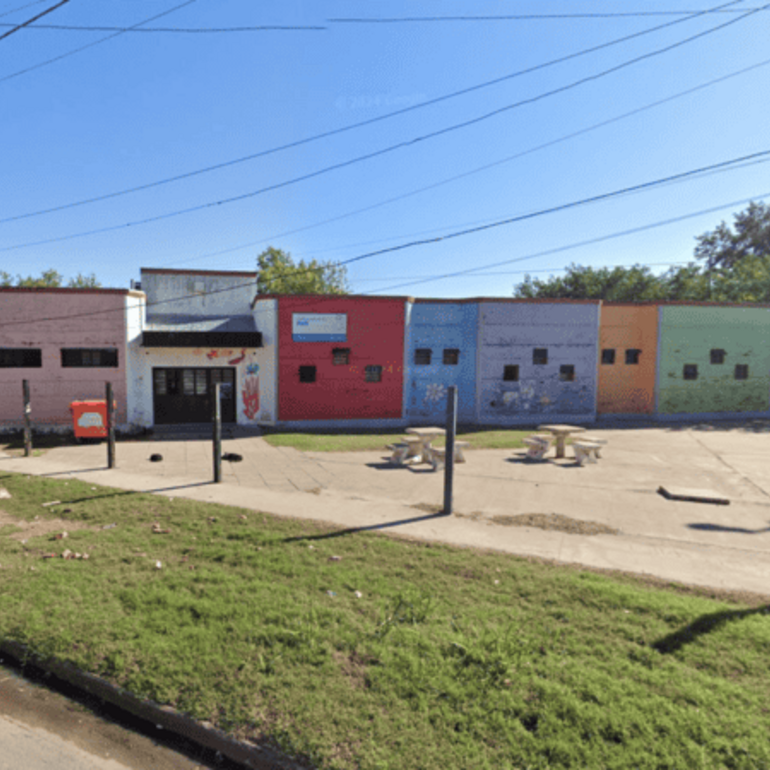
443, 386, 457, 515
106, 382, 115, 469
213, 382, 222, 483
22, 379, 31, 457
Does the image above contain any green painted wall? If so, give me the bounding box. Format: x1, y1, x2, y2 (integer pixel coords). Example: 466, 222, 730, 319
657, 306, 770, 415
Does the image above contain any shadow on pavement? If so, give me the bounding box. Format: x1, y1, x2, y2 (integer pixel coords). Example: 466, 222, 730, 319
653, 605, 770, 654
688, 522, 770, 534
282, 510, 451, 542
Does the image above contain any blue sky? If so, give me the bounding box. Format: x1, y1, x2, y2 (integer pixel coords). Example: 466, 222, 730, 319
1, 0, 769, 298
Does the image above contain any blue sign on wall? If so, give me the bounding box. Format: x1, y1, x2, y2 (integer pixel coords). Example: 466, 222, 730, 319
292, 313, 347, 342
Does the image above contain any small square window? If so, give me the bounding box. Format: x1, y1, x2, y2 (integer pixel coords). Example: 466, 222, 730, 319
625, 349, 641, 365
414, 348, 432, 365
735, 364, 749, 380
503, 365, 519, 382
559, 365, 575, 382
443, 349, 460, 365
332, 348, 350, 366
683, 364, 698, 381
365, 365, 382, 383
710, 349, 726, 365
533, 348, 548, 365
601, 349, 615, 365
299, 365, 316, 383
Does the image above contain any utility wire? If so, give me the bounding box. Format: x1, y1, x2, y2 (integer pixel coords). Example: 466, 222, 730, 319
330, 9, 767, 22
0, 0, 197, 84
0, 160, 767, 328
0, 0, 745, 224
0, 22, 326, 31
0, 0, 67, 42
0, 0, 47, 20
3, 1, 762, 252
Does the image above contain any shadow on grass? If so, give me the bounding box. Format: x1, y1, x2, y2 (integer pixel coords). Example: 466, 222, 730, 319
282, 510, 451, 542
688, 522, 770, 534
653, 605, 770, 654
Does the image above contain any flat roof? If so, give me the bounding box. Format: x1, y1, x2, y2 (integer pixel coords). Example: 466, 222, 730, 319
141, 268, 257, 278
0, 287, 144, 297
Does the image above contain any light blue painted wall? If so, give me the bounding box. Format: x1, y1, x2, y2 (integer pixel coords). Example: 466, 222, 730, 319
477, 302, 599, 424
405, 302, 478, 424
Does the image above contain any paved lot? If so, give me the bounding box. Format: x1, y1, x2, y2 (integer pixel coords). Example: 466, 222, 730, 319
2, 424, 770, 597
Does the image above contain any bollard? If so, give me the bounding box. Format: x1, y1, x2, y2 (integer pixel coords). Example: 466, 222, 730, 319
443, 386, 458, 515
106, 382, 115, 469
213, 382, 222, 483
22, 380, 31, 457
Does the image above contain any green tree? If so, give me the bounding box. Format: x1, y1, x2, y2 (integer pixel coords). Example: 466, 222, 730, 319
0, 269, 101, 288
694, 200, 770, 270
67, 272, 101, 288
256, 247, 349, 295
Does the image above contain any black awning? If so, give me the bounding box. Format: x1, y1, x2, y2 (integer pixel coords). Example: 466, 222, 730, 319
142, 331, 262, 348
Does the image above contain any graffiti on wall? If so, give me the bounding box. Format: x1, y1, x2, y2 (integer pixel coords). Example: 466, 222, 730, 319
242, 363, 260, 420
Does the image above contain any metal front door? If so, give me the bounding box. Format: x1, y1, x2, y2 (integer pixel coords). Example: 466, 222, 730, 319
153, 367, 236, 425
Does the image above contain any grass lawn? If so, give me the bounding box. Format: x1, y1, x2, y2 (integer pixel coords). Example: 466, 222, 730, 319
261, 428, 532, 453
0, 472, 769, 769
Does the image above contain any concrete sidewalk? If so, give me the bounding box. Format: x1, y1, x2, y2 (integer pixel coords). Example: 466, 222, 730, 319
2, 425, 770, 597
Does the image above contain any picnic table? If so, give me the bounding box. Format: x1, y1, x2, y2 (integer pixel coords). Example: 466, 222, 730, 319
405, 426, 446, 463
536, 424, 586, 459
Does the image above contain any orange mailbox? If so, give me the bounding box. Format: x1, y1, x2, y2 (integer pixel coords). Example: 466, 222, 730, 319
70, 400, 115, 440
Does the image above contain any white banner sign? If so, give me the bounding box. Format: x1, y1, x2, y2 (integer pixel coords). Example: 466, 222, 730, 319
292, 313, 347, 342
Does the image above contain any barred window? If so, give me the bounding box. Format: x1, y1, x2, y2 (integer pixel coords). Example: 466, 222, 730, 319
61, 348, 118, 367
625, 349, 641, 365
365, 365, 383, 383
559, 365, 576, 382
0, 348, 42, 368
710, 349, 726, 365
443, 349, 460, 365
735, 364, 749, 380
533, 348, 548, 365
414, 349, 432, 365
299, 365, 316, 383
683, 364, 698, 381
332, 348, 350, 366
503, 365, 519, 382
601, 349, 615, 365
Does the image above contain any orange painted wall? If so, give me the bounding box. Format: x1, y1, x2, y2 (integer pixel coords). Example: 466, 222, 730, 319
597, 305, 658, 414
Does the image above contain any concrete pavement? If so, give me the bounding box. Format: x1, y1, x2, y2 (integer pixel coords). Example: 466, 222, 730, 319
2, 424, 770, 597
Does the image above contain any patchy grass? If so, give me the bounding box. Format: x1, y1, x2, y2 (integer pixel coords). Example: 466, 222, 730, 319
0, 472, 769, 769
261, 428, 531, 453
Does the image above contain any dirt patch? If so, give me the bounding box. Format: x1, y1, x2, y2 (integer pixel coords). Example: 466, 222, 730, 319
332, 650, 376, 690
0, 510, 91, 542
489, 513, 620, 536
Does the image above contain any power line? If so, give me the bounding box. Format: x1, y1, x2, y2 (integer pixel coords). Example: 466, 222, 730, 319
0, 0, 197, 84
362, 195, 770, 296
0, 0, 745, 224
0, 0, 68, 43
0, 22, 326, 32
329, 9, 767, 22
0, 0, 47, 20
3, 1, 762, 252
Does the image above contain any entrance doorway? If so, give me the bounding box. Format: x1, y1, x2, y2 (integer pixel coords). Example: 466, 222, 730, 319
152, 368, 236, 425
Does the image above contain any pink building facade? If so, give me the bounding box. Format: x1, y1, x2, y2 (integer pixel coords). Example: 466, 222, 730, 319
0, 287, 145, 432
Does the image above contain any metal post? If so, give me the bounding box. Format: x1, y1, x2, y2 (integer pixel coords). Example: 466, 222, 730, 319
22, 380, 31, 457
213, 382, 222, 483
106, 382, 115, 469
443, 386, 458, 515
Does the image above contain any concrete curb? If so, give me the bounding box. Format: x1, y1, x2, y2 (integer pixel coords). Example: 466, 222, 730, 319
0, 639, 306, 770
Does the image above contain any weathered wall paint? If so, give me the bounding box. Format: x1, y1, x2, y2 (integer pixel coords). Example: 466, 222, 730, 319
597, 304, 658, 414
277, 296, 406, 422
250, 299, 278, 425
0, 288, 139, 431
657, 305, 770, 416
477, 301, 599, 424
404, 301, 478, 424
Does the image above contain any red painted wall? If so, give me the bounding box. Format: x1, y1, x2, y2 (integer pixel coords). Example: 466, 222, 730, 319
277, 296, 406, 421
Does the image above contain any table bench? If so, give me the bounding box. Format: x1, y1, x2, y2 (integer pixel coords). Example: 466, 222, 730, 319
523, 434, 553, 460
428, 441, 470, 472
572, 440, 603, 466
387, 435, 424, 465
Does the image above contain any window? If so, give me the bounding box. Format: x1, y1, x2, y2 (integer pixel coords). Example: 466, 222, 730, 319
153, 369, 167, 396
503, 365, 519, 382
61, 348, 118, 368
182, 370, 196, 395
414, 348, 432, 365
365, 365, 382, 383
0, 348, 42, 368
559, 365, 576, 382
299, 365, 316, 383
332, 348, 350, 366
195, 369, 208, 395
625, 349, 641, 365
710, 349, 726, 365
443, 349, 460, 365
601, 349, 616, 365
533, 348, 548, 365
683, 364, 698, 381
735, 364, 749, 380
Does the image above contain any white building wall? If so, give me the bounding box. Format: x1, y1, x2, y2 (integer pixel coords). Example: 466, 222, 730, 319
125, 292, 147, 429
251, 299, 278, 425
140, 270, 256, 317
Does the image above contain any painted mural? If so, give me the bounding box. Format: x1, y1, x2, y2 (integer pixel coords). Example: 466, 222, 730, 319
242, 363, 260, 420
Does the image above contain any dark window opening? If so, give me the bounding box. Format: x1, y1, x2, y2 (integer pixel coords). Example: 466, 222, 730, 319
735, 364, 749, 380
559, 365, 576, 382
683, 364, 698, 381
443, 349, 460, 365
61, 348, 118, 368
332, 348, 350, 366
710, 349, 726, 365
601, 349, 616, 365
503, 365, 519, 382
299, 365, 316, 383
414, 348, 432, 365
533, 348, 548, 365
625, 349, 641, 365
0, 348, 42, 368
365, 365, 383, 383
